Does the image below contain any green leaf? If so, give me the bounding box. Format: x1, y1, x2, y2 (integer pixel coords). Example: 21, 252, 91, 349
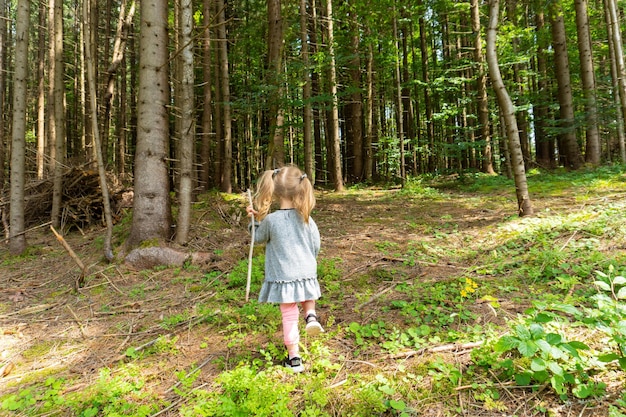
547, 361, 563, 376
533, 370, 550, 383
515, 372, 531, 386
594, 281, 611, 291
534, 313, 553, 323
598, 353, 620, 362
515, 324, 531, 340
572, 383, 594, 399
494, 336, 518, 352
545, 333, 562, 345
616, 286, 626, 300
618, 357, 626, 370
567, 341, 590, 350
517, 340, 538, 357
530, 358, 546, 371
612, 276, 626, 286
389, 400, 406, 411
550, 374, 567, 395
82, 407, 99, 417
560, 343, 581, 359
529, 323, 545, 339
535, 339, 552, 354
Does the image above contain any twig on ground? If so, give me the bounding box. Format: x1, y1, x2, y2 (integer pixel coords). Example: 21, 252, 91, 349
0, 302, 61, 319
116, 319, 134, 353
50, 225, 86, 289
165, 355, 214, 394
389, 341, 484, 360
66, 304, 87, 339
99, 271, 125, 295
355, 283, 395, 309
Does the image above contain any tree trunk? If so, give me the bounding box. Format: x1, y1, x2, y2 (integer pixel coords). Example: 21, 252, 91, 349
216, 0, 232, 192
9, 0, 29, 254
175, 0, 194, 245
200, 0, 214, 190
265, 0, 285, 169
345, 5, 363, 183
300, 0, 314, 181
574, 0, 600, 166
103, 0, 136, 170
471, 0, 494, 175
126, 0, 172, 248
605, 0, 626, 163
50, 0, 66, 229
392, 11, 405, 184
534, 7, 553, 169
364, 30, 374, 181
604, 0, 626, 163
0, 0, 6, 188
36, 1, 46, 180
418, 0, 434, 171
83, 0, 114, 260
486, 0, 533, 217
550, 3, 583, 169
323, 0, 343, 191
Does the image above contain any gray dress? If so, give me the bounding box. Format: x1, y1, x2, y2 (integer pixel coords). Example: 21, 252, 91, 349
250, 209, 321, 303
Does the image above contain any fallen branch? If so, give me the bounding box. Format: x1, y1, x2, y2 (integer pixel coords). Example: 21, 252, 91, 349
50, 225, 86, 288
389, 341, 484, 359
0, 302, 61, 319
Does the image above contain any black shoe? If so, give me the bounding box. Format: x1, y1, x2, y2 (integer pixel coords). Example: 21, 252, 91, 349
284, 356, 304, 373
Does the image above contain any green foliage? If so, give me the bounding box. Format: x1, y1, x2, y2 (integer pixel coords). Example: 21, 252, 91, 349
492, 314, 597, 400
590, 266, 626, 370
1, 367, 161, 416
180, 365, 295, 416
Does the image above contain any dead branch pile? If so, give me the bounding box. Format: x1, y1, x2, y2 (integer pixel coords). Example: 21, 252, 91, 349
0, 167, 130, 230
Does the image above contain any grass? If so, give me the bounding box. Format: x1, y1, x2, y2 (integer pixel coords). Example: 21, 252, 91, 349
2, 166, 626, 416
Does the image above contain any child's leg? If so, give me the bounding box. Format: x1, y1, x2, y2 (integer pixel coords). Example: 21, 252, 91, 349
280, 303, 300, 358
302, 300, 317, 319
302, 300, 324, 335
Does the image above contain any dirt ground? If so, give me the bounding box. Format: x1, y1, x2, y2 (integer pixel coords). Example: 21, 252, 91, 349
0, 188, 622, 416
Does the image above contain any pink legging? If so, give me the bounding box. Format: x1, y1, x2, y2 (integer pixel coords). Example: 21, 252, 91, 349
280, 303, 300, 346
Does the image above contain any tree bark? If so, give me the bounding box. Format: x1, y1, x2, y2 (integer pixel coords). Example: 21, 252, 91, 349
36, 1, 46, 180
175, 0, 195, 245
83, 0, 114, 260
392, 11, 405, 184
265, 0, 285, 169
534, 7, 553, 169
345, 5, 363, 183
0, 0, 6, 187
574, 0, 600, 166
50, 0, 66, 229
550, 3, 583, 169
126, 0, 172, 248
605, 0, 626, 163
200, 0, 214, 190
9, 0, 29, 255
486, 0, 533, 217
324, 0, 343, 191
471, 0, 494, 175
216, 0, 232, 192
364, 32, 374, 181
300, 0, 314, 181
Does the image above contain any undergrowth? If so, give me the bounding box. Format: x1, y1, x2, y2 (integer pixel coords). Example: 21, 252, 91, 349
2, 167, 626, 416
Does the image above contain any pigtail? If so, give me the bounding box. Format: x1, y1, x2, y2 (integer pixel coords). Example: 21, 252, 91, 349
293, 174, 315, 223
254, 170, 275, 220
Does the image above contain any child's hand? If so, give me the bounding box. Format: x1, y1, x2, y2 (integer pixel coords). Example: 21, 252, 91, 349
246, 206, 259, 217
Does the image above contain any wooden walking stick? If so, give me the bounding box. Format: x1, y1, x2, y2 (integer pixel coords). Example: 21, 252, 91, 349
246, 189, 255, 302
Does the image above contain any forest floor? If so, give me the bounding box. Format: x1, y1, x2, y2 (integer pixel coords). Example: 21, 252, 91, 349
1, 169, 626, 416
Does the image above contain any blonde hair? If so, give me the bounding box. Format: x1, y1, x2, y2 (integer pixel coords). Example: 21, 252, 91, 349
254, 165, 315, 223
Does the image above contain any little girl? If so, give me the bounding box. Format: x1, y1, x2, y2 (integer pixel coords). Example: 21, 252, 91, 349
247, 165, 324, 373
